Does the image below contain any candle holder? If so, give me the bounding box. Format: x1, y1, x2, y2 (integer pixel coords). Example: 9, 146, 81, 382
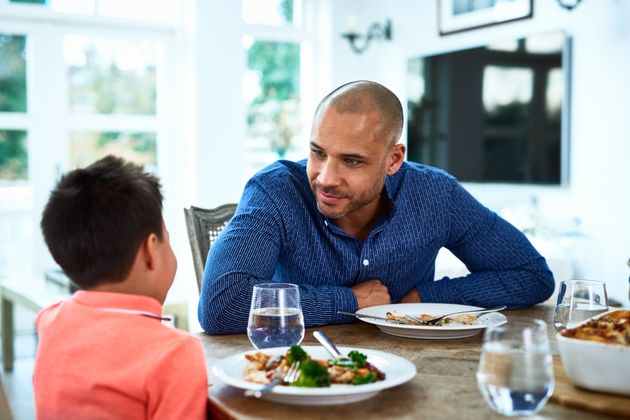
341, 19, 392, 54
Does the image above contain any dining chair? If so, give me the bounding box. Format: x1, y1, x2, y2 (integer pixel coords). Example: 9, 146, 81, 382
184, 203, 237, 292
0, 373, 13, 420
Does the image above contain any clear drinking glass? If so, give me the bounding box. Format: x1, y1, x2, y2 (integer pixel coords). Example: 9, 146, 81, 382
247, 283, 305, 349
476, 317, 554, 417
553, 279, 608, 331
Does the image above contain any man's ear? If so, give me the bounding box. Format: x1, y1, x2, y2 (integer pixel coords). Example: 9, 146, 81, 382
387, 143, 406, 175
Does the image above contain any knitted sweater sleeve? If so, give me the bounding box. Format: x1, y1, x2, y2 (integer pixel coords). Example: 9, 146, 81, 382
417, 178, 554, 308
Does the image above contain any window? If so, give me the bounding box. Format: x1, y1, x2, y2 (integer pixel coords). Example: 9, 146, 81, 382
64, 34, 160, 169
242, 0, 296, 25
244, 39, 301, 159
241, 0, 312, 179
0, 3, 180, 284
0, 34, 28, 183
9, 0, 179, 21
0, 130, 28, 181
69, 131, 157, 169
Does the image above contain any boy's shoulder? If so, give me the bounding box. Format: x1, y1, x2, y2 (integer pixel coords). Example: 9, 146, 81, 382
36, 299, 64, 329
36, 293, 201, 348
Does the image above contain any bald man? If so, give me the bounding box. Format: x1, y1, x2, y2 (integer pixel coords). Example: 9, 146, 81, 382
198, 80, 554, 334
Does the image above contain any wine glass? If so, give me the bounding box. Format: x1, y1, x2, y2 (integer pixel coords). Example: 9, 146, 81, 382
247, 283, 305, 349
476, 317, 554, 417
553, 279, 608, 331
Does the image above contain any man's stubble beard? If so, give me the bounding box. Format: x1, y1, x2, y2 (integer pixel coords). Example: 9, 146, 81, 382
312, 173, 386, 220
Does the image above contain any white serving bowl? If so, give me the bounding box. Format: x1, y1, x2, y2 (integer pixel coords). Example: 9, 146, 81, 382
557, 333, 630, 396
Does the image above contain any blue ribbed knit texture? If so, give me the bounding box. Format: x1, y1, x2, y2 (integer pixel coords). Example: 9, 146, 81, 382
198, 160, 554, 334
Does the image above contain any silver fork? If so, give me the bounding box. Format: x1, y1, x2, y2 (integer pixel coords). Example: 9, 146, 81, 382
244, 361, 301, 398
313, 330, 352, 364
405, 305, 507, 326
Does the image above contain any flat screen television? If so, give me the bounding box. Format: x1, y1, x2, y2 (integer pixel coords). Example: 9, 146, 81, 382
406, 32, 571, 185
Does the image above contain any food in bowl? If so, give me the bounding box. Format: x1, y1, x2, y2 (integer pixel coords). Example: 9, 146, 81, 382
560, 309, 630, 345
557, 310, 630, 396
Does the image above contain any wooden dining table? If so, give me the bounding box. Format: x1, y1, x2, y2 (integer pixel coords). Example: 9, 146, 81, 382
197, 304, 619, 419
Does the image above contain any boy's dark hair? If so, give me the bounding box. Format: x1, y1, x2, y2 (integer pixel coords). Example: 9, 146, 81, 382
41, 155, 164, 288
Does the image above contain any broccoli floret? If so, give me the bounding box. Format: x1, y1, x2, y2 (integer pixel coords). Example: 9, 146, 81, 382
291, 360, 331, 388
348, 350, 368, 368
286, 345, 308, 364
351, 371, 379, 385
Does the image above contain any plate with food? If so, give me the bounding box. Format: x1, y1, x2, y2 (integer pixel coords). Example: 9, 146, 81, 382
355, 303, 508, 339
211, 345, 416, 405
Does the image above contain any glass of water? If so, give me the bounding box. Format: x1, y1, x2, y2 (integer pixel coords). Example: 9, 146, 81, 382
247, 283, 305, 349
553, 279, 608, 331
476, 317, 554, 417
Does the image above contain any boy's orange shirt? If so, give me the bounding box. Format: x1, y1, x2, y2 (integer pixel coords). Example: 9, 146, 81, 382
33, 290, 208, 420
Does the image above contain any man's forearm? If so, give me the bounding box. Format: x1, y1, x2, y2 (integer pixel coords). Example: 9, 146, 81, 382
419, 260, 554, 309
198, 272, 257, 334
199, 274, 362, 333
400, 287, 422, 303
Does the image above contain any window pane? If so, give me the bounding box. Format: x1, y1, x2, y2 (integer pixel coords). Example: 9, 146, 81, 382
242, 0, 294, 25
69, 131, 156, 170
10, 0, 47, 4
0, 35, 27, 113
65, 35, 157, 115
245, 40, 300, 160
0, 130, 28, 182
98, 0, 180, 22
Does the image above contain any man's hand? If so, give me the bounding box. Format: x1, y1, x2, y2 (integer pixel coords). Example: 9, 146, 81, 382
400, 287, 422, 304
352, 279, 391, 309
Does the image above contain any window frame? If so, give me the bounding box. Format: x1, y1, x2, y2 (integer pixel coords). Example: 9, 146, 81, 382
0, 5, 185, 283
240, 0, 317, 180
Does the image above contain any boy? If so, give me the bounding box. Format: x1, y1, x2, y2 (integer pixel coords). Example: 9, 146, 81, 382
34, 155, 207, 419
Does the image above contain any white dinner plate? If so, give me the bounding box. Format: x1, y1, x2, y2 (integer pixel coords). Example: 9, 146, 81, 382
356, 303, 507, 339
211, 345, 416, 405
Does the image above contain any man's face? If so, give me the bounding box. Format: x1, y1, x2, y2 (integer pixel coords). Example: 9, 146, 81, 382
306, 107, 397, 222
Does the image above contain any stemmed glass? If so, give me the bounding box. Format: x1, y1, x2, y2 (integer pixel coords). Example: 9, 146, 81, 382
553, 279, 608, 331
476, 317, 554, 417
247, 283, 305, 349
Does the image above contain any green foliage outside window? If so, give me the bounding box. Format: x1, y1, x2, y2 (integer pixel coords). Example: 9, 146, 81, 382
280, 0, 293, 22
70, 131, 156, 170
0, 130, 28, 182
247, 41, 300, 156
67, 42, 157, 115
243, 0, 294, 25
247, 41, 299, 105
0, 35, 27, 113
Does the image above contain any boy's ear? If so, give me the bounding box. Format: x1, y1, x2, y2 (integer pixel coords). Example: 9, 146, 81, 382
141, 233, 159, 271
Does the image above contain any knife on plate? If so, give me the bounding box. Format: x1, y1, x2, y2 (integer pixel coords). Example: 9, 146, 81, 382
337, 311, 405, 324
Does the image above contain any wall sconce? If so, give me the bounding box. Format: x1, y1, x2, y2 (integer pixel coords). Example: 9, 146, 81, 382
556, 0, 583, 10
341, 19, 392, 54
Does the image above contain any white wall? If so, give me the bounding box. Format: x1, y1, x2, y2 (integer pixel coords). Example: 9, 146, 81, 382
327, 0, 630, 303
195, 0, 247, 209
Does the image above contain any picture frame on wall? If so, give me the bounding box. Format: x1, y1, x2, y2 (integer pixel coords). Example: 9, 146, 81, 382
438, 0, 533, 36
